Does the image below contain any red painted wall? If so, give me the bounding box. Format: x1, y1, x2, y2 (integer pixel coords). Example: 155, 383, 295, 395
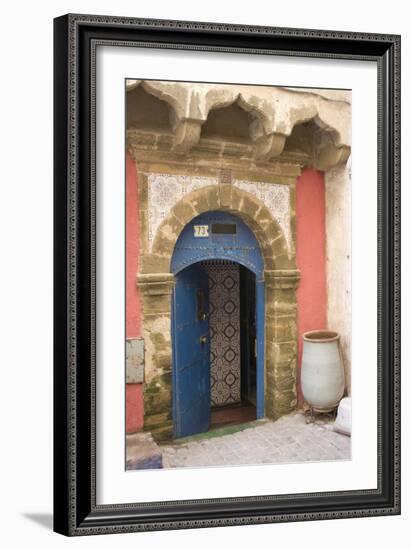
295, 168, 327, 404
126, 152, 144, 433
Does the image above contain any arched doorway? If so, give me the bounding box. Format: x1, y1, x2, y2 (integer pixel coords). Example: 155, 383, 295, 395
171, 211, 265, 438
138, 184, 300, 442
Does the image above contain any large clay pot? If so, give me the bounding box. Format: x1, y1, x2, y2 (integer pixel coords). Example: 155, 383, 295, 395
301, 330, 345, 412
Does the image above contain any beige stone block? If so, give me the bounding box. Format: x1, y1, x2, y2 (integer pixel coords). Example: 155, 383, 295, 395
173, 199, 197, 225
138, 177, 149, 207
255, 208, 273, 232
138, 273, 174, 297
265, 222, 283, 244
263, 255, 276, 270
152, 231, 175, 257
140, 254, 171, 274
152, 350, 172, 372
275, 253, 295, 270
141, 293, 172, 315
230, 189, 244, 212
205, 187, 220, 210
219, 184, 233, 208
265, 390, 297, 419
265, 317, 297, 343
191, 194, 209, 216
144, 371, 172, 417
139, 210, 150, 252
265, 289, 297, 312
241, 194, 261, 219
266, 368, 296, 393
146, 420, 174, 442
144, 411, 172, 429
268, 235, 288, 259
266, 340, 297, 364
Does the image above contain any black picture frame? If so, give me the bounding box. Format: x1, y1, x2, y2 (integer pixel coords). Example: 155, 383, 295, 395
53, 13, 401, 536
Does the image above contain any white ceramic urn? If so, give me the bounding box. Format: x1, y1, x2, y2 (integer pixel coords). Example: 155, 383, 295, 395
301, 330, 345, 412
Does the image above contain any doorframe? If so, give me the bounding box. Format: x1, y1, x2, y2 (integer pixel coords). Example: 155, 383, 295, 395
255, 278, 265, 419
171, 259, 265, 436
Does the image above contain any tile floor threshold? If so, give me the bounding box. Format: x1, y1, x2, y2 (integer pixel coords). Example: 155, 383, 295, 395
170, 418, 268, 445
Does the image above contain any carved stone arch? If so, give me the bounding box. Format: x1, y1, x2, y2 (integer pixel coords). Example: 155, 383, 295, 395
151, 185, 294, 272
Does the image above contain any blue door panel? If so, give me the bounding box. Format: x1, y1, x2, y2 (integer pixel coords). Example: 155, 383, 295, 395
173, 263, 210, 438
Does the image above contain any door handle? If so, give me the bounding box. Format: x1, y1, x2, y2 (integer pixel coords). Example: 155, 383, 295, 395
199, 335, 207, 345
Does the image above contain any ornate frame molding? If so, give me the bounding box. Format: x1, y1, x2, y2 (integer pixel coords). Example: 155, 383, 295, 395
53, 14, 400, 536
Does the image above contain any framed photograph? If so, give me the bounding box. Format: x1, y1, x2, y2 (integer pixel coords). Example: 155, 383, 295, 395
53, 14, 401, 536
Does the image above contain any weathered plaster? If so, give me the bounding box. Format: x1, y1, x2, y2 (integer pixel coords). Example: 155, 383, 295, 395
325, 160, 352, 394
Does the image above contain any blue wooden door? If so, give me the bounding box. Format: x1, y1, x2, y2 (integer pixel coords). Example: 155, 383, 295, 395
173, 263, 210, 438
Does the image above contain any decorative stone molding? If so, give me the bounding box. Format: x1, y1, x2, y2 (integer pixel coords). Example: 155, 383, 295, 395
137, 272, 175, 294
137, 273, 175, 320
254, 133, 287, 161
264, 269, 301, 289
171, 119, 202, 154
314, 142, 351, 171
126, 80, 351, 169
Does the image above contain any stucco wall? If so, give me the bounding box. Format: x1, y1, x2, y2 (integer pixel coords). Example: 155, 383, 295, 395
295, 168, 327, 404
126, 153, 144, 433
325, 161, 352, 394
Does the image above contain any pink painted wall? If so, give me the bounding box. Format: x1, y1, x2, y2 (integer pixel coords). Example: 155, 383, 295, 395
295, 168, 327, 404
126, 383, 144, 434
126, 152, 144, 433
126, 152, 142, 339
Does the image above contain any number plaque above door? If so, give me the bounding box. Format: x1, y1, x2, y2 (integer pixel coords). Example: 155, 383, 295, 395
194, 225, 209, 237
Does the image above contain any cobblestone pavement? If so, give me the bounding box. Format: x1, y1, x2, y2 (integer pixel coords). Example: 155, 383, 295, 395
161, 411, 350, 469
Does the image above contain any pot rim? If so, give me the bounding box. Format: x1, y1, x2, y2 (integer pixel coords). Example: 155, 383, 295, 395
303, 329, 340, 343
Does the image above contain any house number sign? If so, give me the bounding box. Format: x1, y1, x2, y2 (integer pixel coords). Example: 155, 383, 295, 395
194, 225, 209, 237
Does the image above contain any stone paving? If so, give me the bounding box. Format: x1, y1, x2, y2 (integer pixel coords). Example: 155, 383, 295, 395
161, 411, 350, 469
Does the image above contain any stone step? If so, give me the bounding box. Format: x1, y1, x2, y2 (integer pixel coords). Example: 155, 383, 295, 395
126, 431, 163, 470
